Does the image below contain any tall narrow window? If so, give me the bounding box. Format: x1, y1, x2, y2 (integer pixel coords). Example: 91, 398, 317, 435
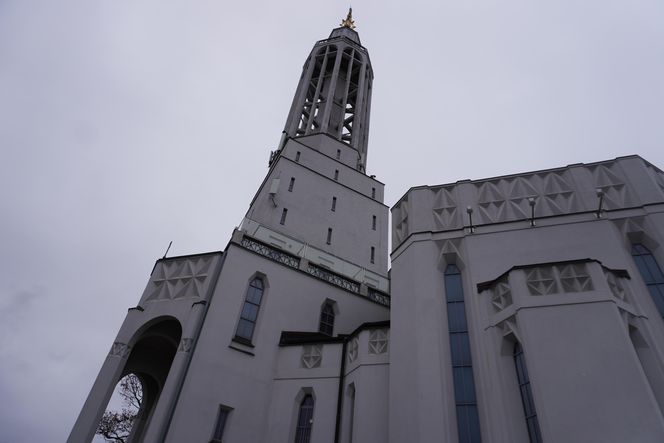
371, 187, 376, 199
319, 301, 335, 335
370, 247, 375, 264
631, 243, 664, 318
326, 228, 332, 245
336, 149, 341, 159
334, 169, 339, 180
295, 151, 301, 162
288, 177, 295, 192
211, 406, 231, 442
294, 395, 314, 443
514, 343, 543, 443
280, 208, 288, 225
372, 215, 376, 230
331, 197, 337, 212
234, 277, 264, 344
444, 264, 482, 443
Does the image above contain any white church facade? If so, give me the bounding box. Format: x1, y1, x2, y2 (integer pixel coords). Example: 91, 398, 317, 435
70, 12, 664, 443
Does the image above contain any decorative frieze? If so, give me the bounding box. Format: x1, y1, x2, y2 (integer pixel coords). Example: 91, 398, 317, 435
367, 287, 390, 307
307, 263, 360, 293
241, 237, 300, 269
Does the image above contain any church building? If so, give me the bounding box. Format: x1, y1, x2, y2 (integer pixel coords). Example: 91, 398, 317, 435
70, 11, 664, 443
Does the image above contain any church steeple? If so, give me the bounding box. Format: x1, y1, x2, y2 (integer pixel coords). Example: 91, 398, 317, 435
283, 13, 373, 172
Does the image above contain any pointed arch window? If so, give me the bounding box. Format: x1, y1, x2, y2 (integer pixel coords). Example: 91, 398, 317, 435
319, 301, 335, 336
514, 342, 542, 443
631, 243, 664, 319
234, 277, 264, 344
444, 264, 482, 443
294, 394, 314, 443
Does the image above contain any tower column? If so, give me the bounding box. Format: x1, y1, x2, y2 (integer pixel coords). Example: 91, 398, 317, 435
142, 301, 209, 443
67, 343, 131, 443
320, 44, 343, 133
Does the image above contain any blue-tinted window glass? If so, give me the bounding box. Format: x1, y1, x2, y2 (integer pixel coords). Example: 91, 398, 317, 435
447, 302, 469, 332
444, 264, 481, 443
453, 366, 477, 404
456, 405, 481, 443
241, 303, 259, 322
294, 394, 314, 443
450, 333, 472, 366
319, 302, 335, 336
514, 343, 542, 443
235, 277, 264, 342
632, 244, 664, 319
445, 274, 464, 301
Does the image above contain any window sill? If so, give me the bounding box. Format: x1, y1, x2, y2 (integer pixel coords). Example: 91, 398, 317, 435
229, 337, 255, 356
232, 336, 254, 348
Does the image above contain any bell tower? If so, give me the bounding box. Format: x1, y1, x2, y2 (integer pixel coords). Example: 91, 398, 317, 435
69, 11, 390, 443
284, 8, 373, 171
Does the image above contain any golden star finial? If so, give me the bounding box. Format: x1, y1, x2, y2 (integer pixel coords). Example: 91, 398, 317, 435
340, 8, 356, 29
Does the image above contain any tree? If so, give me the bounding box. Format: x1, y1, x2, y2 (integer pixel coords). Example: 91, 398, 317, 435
96, 374, 143, 443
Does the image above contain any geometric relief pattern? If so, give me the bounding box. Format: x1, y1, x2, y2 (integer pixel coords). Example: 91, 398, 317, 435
589, 163, 632, 209
435, 238, 464, 270
558, 263, 593, 292
432, 186, 459, 230
178, 338, 194, 353
489, 277, 513, 312
146, 256, 213, 302
347, 336, 359, 363
497, 315, 521, 342
605, 270, 628, 301
526, 262, 593, 295
109, 342, 131, 358
611, 217, 658, 249
474, 171, 577, 223
539, 171, 576, 215
368, 329, 388, 354
393, 196, 409, 246
301, 345, 322, 369
525, 266, 558, 295
649, 165, 664, 195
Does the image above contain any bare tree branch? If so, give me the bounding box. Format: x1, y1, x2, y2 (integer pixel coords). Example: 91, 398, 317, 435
96, 374, 143, 443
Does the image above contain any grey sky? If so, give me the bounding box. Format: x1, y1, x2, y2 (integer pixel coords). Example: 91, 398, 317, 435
1, 1, 663, 441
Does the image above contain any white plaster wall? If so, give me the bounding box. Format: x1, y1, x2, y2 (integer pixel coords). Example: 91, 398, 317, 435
246, 137, 389, 274
165, 244, 388, 442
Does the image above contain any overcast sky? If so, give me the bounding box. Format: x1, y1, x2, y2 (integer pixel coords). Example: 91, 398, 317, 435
1, 1, 663, 441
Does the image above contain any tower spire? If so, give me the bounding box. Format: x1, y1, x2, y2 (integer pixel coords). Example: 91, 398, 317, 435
340, 7, 356, 29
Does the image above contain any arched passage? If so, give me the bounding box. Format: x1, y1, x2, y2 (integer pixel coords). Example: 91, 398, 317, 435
95, 317, 182, 443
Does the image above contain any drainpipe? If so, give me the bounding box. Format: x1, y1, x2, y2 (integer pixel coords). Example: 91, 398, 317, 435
334, 336, 348, 443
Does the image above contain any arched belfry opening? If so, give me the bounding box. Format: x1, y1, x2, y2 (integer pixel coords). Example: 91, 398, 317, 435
95, 318, 182, 443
